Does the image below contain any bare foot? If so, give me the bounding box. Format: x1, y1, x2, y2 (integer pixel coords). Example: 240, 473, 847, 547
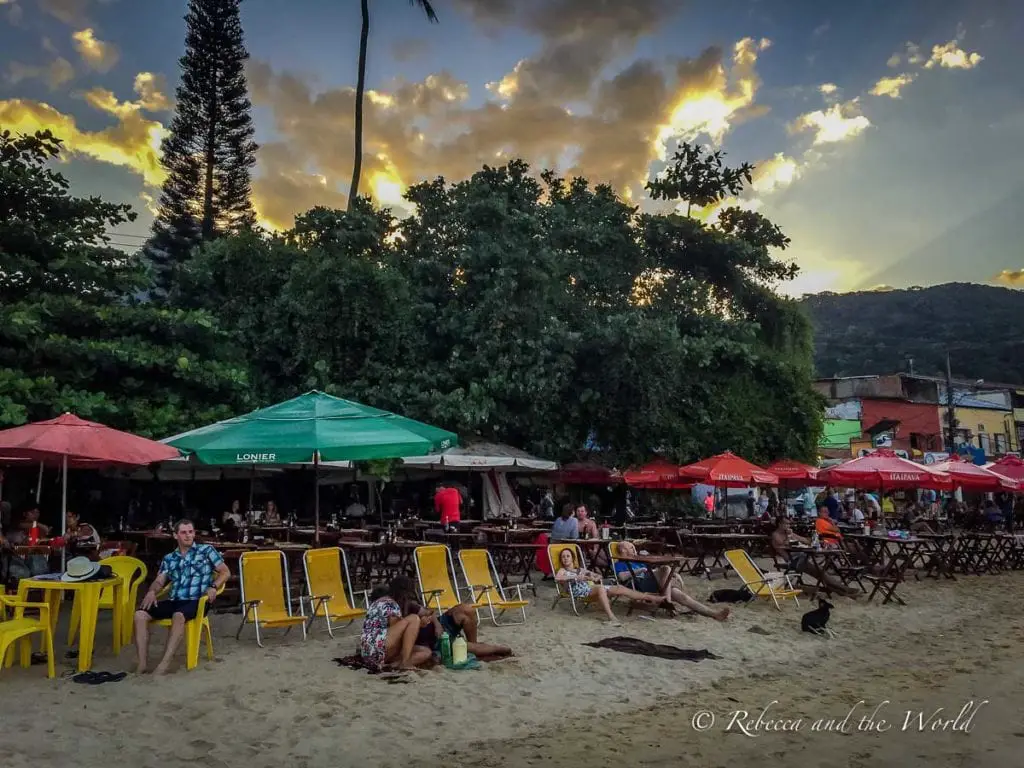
152, 662, 172, 676
135, 663, 147, 675
714, 607, 731, 622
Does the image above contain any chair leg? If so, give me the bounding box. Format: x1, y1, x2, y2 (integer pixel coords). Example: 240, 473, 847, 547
44, 628, 55, 679
185, 620, 200, 670
203, 620, 214, 660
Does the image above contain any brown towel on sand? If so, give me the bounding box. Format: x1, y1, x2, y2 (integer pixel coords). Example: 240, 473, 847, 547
583, 636, 721, 661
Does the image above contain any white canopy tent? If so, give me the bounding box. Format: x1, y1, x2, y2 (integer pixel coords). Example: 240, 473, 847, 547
400, 441, 557, 472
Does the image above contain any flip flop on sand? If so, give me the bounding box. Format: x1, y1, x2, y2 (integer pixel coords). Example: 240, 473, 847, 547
72, 671, 127, 685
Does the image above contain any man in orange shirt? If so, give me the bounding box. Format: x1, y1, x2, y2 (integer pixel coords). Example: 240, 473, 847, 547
815, 505, 843, 547
433, 484, 461, 528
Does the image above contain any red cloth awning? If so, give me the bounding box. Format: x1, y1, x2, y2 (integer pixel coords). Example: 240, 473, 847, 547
818, 449, 951, 490
557, 462, 621, 485
764, 459, 819, 483
678, 451, 779, 487
930, 455, 1018, 491
0, 413, 181, 466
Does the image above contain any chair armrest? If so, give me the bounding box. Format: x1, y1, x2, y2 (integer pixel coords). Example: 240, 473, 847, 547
0, 597, 51, 618
240, 599, 263, 608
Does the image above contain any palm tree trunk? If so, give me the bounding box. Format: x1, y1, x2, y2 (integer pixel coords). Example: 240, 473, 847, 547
348, 0, 370, 209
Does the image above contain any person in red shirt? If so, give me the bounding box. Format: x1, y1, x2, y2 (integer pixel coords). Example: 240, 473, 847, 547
434, 484, 461, 527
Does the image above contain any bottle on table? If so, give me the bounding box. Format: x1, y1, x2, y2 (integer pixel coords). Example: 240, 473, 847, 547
811, 531, 820, 551
28, 520, 40, 545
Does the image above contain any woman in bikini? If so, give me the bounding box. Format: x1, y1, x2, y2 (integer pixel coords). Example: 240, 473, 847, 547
554, 547, 670, 626
358, 578, 433, 671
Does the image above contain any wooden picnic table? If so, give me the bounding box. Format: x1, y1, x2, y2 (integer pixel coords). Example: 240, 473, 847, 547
485, 542, 539, 595
682, 533, 768, 579
788, 545, 866, 595
845, 535, 927, 604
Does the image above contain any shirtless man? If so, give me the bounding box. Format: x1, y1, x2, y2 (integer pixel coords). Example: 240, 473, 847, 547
769, 517, 859, 598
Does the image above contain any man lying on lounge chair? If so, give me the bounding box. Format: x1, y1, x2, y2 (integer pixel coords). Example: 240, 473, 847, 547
613, 542, 729, 621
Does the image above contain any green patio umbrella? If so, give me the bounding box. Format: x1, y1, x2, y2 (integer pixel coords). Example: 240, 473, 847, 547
162, 391, 457, 539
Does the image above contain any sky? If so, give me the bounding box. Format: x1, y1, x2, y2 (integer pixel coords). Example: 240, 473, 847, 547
1, 0, 1022, 296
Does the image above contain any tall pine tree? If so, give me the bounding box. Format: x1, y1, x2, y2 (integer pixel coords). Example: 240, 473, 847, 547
147, 0, 257, 300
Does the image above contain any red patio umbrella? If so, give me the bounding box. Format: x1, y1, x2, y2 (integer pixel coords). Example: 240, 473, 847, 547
624, 459, 683, 488
765, 459, 819, 484
0, 413, 181, 566
678, 451, 779, 487
818, 449, 951, 490
930, 455, 1018, 491
985, 455, 1024, 486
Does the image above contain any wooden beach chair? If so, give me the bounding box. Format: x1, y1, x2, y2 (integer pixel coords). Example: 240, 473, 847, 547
413, 544, 483, 612
68, 555, 147, 646
547, 542, 616, 616
152, 582, 223, 670
237, 550, 307, 647
302, 547, 368, 637
724, 549, 802, 610
0, 595, 55, 678
457, 548, 529, 626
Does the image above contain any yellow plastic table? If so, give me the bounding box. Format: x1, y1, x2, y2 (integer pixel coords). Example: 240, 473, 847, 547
15, 576, 123, 672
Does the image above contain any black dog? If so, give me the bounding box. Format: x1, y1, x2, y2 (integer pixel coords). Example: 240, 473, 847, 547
801, 599, 835, 637
708, 587, 753, 604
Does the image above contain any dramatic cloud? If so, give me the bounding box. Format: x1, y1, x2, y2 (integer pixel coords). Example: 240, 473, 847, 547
71, 27, 118, 72
993, 269, 1024, 287
131, 71, 172, 112
790, 100, 870, 145
869, 73, 916, 98
924, 39, 983, 70
751, 153, 800, 194
818, 83, 838, 95
0, 79, 167, 185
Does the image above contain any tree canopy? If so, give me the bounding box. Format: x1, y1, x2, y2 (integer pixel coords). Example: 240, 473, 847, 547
0, 130, 250, 435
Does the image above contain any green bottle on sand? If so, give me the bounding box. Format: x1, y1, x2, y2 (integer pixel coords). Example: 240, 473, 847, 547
439, 631, 452, 666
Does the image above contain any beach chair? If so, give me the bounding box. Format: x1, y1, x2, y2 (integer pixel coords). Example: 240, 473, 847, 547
152, 582, 223, 670
547, 542, 616, 616
68, 555, 147, 646
237, 550, 307, 647
0, 595, 55, 678
302, 547, 369, 637
457, 548, 529, 626
413, 544, 483, 612
724, 549, 802, 610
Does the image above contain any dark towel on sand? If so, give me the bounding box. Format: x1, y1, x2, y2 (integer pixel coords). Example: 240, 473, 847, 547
583, 636, 721, 661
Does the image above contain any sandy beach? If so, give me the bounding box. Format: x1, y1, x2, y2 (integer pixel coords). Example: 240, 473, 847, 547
2, 568, 1021, 768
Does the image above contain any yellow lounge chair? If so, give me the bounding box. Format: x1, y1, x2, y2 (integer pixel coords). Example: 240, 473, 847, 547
458, 548, 529, 625
724, 549, 802, 610
0, 595, 55, 678
303, 547, 368, 637
413, 544, 482, 612
547, 542, 616, 616
152, 582, 224, 671
237, 550, 307, 647
68, 555, 147, 646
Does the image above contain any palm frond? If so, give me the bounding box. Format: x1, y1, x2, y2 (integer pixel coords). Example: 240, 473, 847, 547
410, 0, 438, 23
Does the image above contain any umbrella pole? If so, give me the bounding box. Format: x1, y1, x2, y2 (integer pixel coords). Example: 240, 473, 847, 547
314, 452, 320, 546
36, 460, 44, 503
60, 454, 68, 571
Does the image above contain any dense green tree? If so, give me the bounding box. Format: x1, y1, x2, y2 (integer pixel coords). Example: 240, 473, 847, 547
0, 130, 249, 435
146, 0, 257, 299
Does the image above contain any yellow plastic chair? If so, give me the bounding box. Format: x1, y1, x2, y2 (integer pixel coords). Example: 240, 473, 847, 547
68, 555, 147, 646
547, 542, 615, 616
302, 547, 368, 637
457, 548, 529, 625
724, 549, 802, 610
237, 550, 307, 647
413, 544, 483, 612
152, 582, 224, 670
0, 595, 55, 678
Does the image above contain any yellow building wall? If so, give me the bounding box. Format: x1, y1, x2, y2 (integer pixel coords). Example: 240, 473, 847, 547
940, 406, 1018, 456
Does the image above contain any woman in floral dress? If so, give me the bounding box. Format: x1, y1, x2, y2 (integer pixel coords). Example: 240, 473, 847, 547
359, 578, 432, 671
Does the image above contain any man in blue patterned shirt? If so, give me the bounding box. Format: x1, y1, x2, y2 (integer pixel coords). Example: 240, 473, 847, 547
134, 519, 230, 675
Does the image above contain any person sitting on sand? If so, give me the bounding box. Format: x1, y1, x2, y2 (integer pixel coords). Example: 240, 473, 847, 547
134, 519, 230, 675
770, 517, 859, 598
376, 577, 513, 661
359, 578, 433, 671
614, 541, 729, 621
554, 547, 671, 626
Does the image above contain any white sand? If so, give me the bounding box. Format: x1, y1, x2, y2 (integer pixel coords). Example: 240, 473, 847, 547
2, 569, 1022, 768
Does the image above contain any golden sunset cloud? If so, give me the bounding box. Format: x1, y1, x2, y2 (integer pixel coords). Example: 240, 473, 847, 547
790, 100, 870, 145
924, 40, 983, 70
869, 73, 916, 98
993, 269, 1024, 287
71, 27, 119, 72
